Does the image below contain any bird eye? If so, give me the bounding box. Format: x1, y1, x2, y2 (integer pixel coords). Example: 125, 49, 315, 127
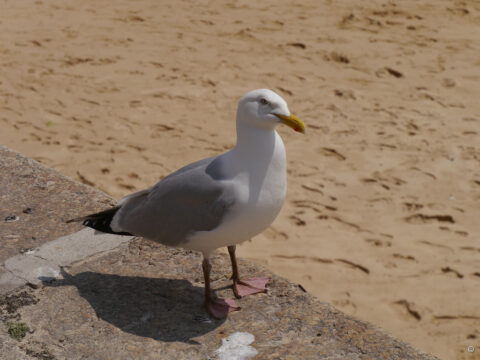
260, 98, 269, 105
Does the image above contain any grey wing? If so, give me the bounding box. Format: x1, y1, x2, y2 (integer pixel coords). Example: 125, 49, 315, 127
111, 156, 234, 246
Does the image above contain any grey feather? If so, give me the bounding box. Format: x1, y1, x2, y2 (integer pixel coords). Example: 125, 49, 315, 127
112, 156, 235, 246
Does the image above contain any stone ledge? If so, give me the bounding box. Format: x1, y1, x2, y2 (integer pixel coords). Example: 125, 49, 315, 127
0, 145, 115, 263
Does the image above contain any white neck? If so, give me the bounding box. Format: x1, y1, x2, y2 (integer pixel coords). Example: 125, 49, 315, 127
233, 121, 277, 158
220, 119, 286, 203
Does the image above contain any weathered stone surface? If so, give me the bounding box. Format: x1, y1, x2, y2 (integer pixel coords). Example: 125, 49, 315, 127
4, 254, 60, 286
0, 228, 132, 294
0, 330, 31, 360
0, 266, 25, 295
4, 239, 437, 359
32, 228, 133, 266
0, 145, 115, 262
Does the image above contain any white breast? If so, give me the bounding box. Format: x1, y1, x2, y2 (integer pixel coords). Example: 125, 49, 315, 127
185, 131, 287, 256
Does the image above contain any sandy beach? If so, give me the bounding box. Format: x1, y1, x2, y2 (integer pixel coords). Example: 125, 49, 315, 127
1, 0, 479, 358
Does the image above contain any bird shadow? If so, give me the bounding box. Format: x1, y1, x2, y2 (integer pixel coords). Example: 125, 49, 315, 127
42, 268, 226, 344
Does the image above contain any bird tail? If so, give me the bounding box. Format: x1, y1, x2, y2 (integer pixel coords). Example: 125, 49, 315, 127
66, 206, 132, 236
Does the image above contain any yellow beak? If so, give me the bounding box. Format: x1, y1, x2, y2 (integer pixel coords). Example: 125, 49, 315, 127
274, 113, 306, 134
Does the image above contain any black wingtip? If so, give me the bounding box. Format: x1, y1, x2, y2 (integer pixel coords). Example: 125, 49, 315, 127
66, 206, 132, 236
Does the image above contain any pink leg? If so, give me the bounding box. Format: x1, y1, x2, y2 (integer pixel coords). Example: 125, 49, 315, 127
202, 258, 240, 319
228, 245, 270, 298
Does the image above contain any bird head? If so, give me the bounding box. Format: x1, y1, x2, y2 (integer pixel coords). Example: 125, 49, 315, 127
236, 89, 305, 133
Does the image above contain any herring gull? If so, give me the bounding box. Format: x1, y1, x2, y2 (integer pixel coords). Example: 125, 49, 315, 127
68, 89, 305, 319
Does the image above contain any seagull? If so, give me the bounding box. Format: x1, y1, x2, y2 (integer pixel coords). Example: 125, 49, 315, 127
68, 89, 305, 319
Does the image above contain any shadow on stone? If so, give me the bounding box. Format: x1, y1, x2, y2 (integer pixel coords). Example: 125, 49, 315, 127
43, 269, 225, 343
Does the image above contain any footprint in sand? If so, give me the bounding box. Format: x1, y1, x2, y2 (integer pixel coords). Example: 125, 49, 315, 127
441, 266, 464, 279
301, 183, 324, 195
375, 67, 404, 79
289, 215, 306, 226
318, 147, 347, 161
404, 213, 455, 224
402, 202, 424, 212
328, 51, 350, 64
263, 226, 288, 241
335, 259, 370, 274
393, 253, 417, 262
392, 299, 422, 321
365, 238, 392, 247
